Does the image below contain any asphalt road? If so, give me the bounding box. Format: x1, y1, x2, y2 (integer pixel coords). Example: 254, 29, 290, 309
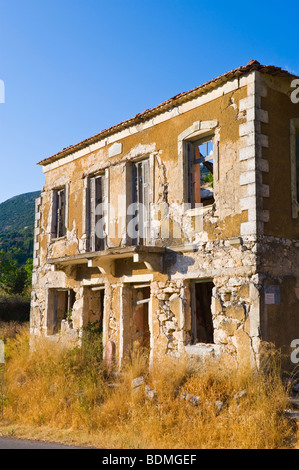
0, 436, 90, 449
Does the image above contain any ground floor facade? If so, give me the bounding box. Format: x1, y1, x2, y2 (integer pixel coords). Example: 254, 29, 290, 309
30, 236, 299, 371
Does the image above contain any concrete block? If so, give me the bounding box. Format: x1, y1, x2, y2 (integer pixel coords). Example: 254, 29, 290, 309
262, 210, 270, 222
240, 196, 256, 211
239, 121, 255, 137
246, 157, 256, 171
240, 171, 256, 186
239, 145, 255, 161
256, 109, 269, 123
241, 221, 256, 236
239, 96, 255, 112
257, 159, 269, 172
260, 184, 270, 198
246, 183, 256, 196
257, 134, 269, 148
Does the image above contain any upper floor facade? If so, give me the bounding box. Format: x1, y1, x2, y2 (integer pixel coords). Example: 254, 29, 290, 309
34, 61, 298, 271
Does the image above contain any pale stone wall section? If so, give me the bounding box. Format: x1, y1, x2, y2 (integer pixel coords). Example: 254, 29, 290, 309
239, 72, 269, 237
32, 70, 293, 369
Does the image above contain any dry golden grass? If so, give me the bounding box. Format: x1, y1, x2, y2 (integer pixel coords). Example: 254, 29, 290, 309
0, 321, 26, 341
0, 324, 297, 449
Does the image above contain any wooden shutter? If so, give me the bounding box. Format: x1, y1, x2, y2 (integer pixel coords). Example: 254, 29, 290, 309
51, 190, 58, 239
132, 163, 138, 245
95, 176, 104, 251
67, 290, 75, 313
64, 183, 69, 236
142, 159, 150, 244
131, 160, 150, 245
103, 169, 109, 247
57, 191, 62, 238
53, 290, 58, 334
89, 174, 107, 252
90, 177, 96, 252
190, 282, 196, 344
57, 189, 66, 238
187, 142, 193, 206
82, 178, 90, 252
194, 146, 201, 205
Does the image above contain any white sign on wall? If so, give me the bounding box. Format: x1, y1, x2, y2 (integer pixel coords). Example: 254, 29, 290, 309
264, 285, 280, 305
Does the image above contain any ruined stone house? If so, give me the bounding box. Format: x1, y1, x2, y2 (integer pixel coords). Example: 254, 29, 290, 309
30, 60, 299, 370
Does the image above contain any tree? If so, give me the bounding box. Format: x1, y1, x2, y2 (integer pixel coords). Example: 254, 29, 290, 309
0, 249, 32, 297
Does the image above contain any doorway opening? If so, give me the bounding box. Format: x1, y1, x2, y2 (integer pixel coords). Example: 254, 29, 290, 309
47, 288, 75, 335
191, 280, 214, 344
132, 284, 151, 351
88, 286, 105, 336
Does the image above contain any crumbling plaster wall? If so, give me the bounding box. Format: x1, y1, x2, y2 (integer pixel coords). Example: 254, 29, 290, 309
150, 272, 261, 367
38, 81, 249, 261
31, 72, 273, 366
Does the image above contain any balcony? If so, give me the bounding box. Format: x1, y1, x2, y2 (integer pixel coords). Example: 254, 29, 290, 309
47, 245, 166, 275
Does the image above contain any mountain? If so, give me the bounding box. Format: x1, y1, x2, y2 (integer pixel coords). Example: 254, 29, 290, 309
0, 191, 41, 265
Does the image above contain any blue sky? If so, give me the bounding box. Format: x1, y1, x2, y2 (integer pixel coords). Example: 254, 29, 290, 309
0, 0, 298, 203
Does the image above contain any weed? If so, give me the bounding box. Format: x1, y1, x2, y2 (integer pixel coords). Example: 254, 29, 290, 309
0, 323, 296, 449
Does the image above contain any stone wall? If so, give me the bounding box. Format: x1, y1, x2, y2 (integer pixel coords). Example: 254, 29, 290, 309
30, 67, 299, 372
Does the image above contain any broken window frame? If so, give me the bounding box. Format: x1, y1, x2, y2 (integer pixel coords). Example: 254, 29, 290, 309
85, 172, 109, 252
47, 288, 75, 335
190, 279, 214, 345
131, 284, 151, 351
186, 136, 214, 209
131, 158, 151, 246
88, 285, 105, 337
51, 186, 68, 240
178, 121, 218, 212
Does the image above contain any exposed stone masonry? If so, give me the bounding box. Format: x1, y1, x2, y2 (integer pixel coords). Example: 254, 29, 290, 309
30, 63, 299, 372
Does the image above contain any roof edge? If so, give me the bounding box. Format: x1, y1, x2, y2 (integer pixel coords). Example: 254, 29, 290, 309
38, 60, 298, 167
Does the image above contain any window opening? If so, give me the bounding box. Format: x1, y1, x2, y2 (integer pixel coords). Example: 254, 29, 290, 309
132, 159, 150, 245
52, 188, 66, 239
89, 287, 105, 336
187, 137, 214, 207
89, 175, 106, 251
191, 281, 214, 344
48, 289, 75, 335
132, 285, 150, 350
